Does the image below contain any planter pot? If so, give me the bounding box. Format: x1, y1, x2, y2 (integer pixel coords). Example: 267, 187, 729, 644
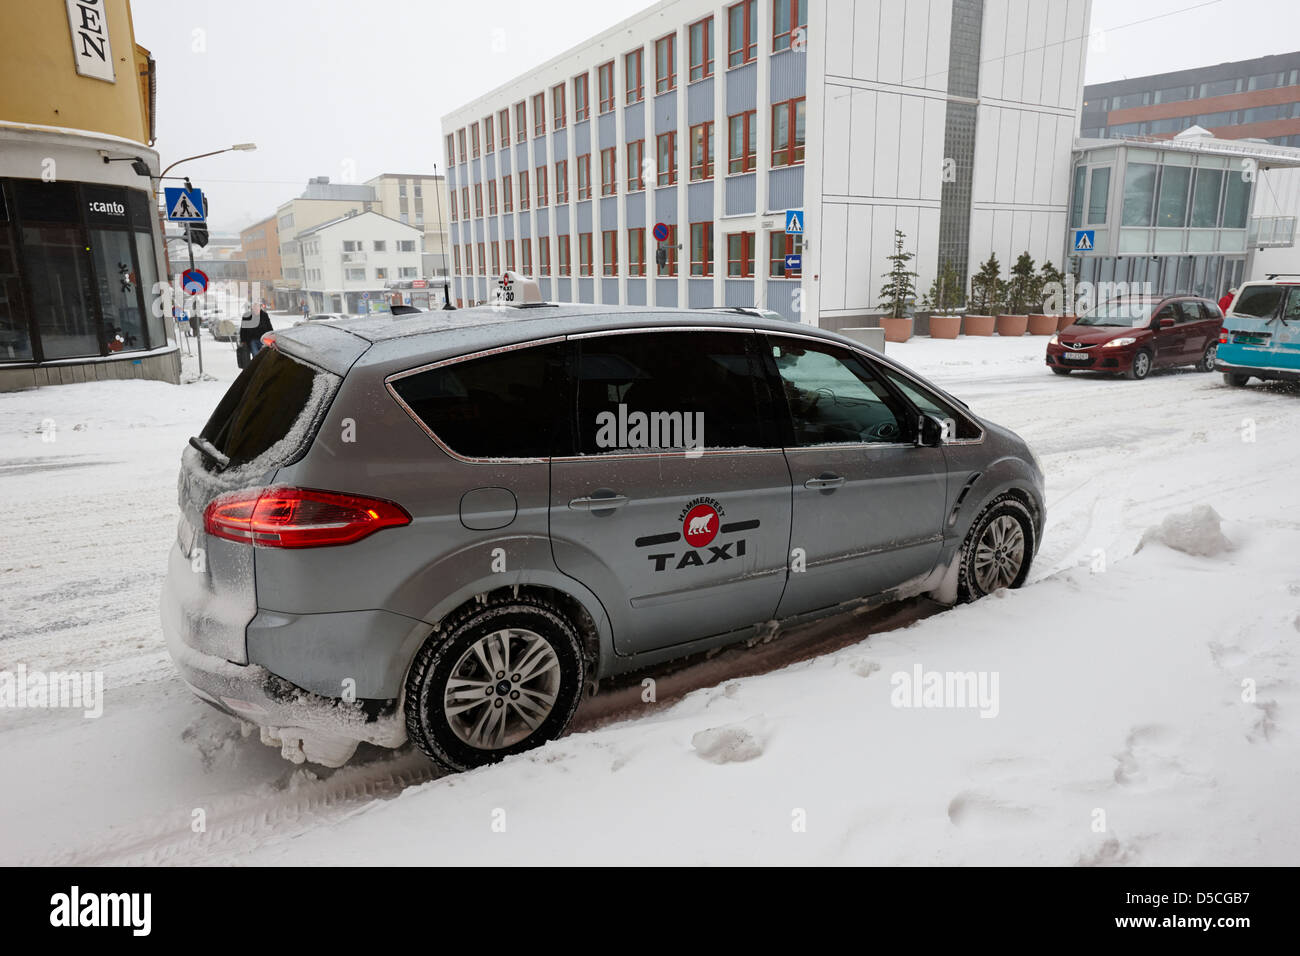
1057, 314, 1076, 332
996, 314, 1029, 337
929, 314, 962, 339
1027, 313, 1057, 335
880, 316, 913, 343
964, 314, 995, 336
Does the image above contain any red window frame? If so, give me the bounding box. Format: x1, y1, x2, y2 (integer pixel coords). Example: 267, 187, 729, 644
557, 234, 572, 276
491, 241, 501, 275
726, 231, 755, 277
690, 222, 713, 276
555, 159, 569, 203
463, 244, 472, 275
532, 92, 546, 136
628, 227, 646, 276
625, 49, 644, 105
602, 230, 618, 276
688, 16, 713, 82
578, 233, 593, 276
474, 183, 483, 217
728, 110, 756, 173
471, 123, 481, 158
446, 133, 456, 166
600, 147, 617, 196
457, 128, 467, 163
689, 121, 714, 181
552, 83, 567, 129
538, 237, 552, 276
655, 34, 676, 94
728, 0, 757, 67
574, 73, 590, 121
477, 242, 487, 276
769, 232, 802, 276
449, 189, 458, 221
577, 153, 592, 200
502, 175, 513, 212
773, 0, 808, 52
597, 61, 615, 113
656, 131, 677, 186
505, 239, 516, 272
488, 180, 498, 215
519, 169, 530, 210
453, 245, 461, 273
484, 115, 494, 153
626, 140, 645, 191
536, 164, 548, 207
521, 238, 532, 275
514, 102, 527, 143
656, 224, 678, 276
771, 97, 806, 167
498, 107, 510, 144
461, 186, 469, 219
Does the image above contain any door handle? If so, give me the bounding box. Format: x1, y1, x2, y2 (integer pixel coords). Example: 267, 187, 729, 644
804, 474, 845, 491
569, 494, 629, 512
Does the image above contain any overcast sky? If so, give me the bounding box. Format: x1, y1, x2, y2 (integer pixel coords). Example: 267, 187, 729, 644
131, 0, 1300, 233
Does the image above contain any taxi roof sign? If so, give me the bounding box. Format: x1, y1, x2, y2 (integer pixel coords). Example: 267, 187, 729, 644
492, 270, 544, 306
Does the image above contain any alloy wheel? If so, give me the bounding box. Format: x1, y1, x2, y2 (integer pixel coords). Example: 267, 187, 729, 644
442, 627, 561, 750
973, 515, 1026, 593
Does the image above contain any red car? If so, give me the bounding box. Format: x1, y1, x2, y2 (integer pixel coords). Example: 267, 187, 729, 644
1045, 295, 1222, 380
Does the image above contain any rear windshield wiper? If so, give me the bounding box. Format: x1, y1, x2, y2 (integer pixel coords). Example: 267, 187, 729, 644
188, 436, 230, 471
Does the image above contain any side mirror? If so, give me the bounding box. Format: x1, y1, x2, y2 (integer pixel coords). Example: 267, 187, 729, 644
1158, 317, 1175, 329
917, 413, 946, 447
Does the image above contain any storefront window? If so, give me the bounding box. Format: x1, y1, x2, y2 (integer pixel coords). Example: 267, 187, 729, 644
1190, 168, 1223, 228
1156, 165, 1191, 228
22, 223, 99, 359
1087, 167, 1110, 224
1222, 173, 1251, 229
91, 228, 146, 352
134, 231, 165, 347
0, 193, 34, 361
1122, 163, 1156, 226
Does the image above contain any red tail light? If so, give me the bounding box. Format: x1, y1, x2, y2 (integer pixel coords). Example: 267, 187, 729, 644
1219, 328, 1229, 344
204, 487, 410, 548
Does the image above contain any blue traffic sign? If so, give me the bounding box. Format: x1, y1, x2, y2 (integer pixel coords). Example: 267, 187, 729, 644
180, 268, 208, 294
652, 221, 669, 242
784, 254, 802, 273
785, 209, 804, 235
164, 186, 206, 222
1074, 229, 1095, 252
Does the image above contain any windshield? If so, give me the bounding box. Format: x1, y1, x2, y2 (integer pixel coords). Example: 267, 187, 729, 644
1232, 286, 1286, 319
1075, 301, 1157, 327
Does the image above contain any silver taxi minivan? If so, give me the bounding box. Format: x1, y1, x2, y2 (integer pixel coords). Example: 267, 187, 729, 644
163, 290, 1045, 772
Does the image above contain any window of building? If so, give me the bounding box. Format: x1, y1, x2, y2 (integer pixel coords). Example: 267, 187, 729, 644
471, 124, 481, 158
464, 245, 473, 275
373, 240, 387, 252
514, 101, 527, 142
728, 110, 756, 173
690, 222, 713, 276
488, 180, 498, 215
345, 267, 366, 281
453, 246, 461, 274
505, 240, 516, 272
458, 128, 467, 163
449, 190, 457, 221
602, 230, 618, 276
577, 153, 592, 200
627, 227, 646, 277
552, 83, 567, 130
655, 34, 676, 94
656, 224, 678, 276
1153, 85, 1192, 104
461, 186, 470, 219
484, 116, 494, 152
498, 107, 510, 143
556, 159, 569, 203
769, 232, 801, 277
771, 98, 805, 166
538, 238, 551, 276
536, 164, 548, 206
1200, 78, 1241, 98
532, 92, 546, 136
656, 132, 677, 186
773, 0, 807, 52
522, 237, 532, 274
1223, 170, 1251, 229
477, 243, 486, 275
601, 147, 617, 196
503, 175, 513, 212
519, 170, 530, 210
1191, 168, 1224, 228
578, 233, 593, 276
557, 234, 571, 275
398, 239, 417, 252
627, 140, 645, 191
474, 184, 483, 217
626, 49, 644, 105
1088, 166, 1111, 225
445, 133, 456, 166
726, 231, 755, 277
690, 122, 714, 180
689, 17, 713, 82
1121, 163, 1156, 226
728, 0, 756, 67
574, 73, 590, 121
1069, 166, 1086, 227
397, 265, 416, 280
598, 61, 615, 113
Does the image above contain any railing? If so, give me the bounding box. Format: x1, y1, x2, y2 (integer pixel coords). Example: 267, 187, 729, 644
1249, 216, 1297, 248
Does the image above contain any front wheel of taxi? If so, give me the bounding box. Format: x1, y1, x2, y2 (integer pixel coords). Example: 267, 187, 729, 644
405, 597, 585, 773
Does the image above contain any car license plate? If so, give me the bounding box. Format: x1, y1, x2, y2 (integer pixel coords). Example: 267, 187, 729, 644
1062, 351, 1089, 362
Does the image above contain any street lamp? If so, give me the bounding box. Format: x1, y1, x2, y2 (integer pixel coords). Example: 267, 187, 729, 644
158, 142, 257, 180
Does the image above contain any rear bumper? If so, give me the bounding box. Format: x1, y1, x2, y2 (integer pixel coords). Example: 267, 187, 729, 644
1215, 357, 1300, 382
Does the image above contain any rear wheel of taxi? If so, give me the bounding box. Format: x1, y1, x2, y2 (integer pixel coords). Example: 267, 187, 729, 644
958, 495, 1035, 602
1125, 349, 1153, 381
1197, 342, 1217, 372
1223, 372, 1250, 387
405, 597, 585, 773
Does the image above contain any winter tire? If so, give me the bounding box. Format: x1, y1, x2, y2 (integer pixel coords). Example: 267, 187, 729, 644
1196, 342, 1217, 373
405, 596, 585, 773
957, 494, 1035, 602
1223, 372, 1250, 387
1125, 349, 1153, 380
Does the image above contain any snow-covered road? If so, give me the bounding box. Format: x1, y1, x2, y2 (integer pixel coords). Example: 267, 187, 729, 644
2, 323, 1298, 865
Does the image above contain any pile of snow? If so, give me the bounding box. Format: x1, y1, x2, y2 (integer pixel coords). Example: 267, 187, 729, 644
1137, 505, 1233, 557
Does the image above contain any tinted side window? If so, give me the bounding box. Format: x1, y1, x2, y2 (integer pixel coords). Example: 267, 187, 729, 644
767, 336, 913, 446
1285, 288, 1300, 321
1177, 300, 1202, 322
392, 341, 568, 458
1233, 286, 1285, 318
1153, 304, 1178, 325
574, 330, 775, 454
873, 363, 982, 441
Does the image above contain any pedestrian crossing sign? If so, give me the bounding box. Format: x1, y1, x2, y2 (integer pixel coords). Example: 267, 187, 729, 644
785, 210, 804, 235
1074, 229, 1095, 252
165, 187, 206, 222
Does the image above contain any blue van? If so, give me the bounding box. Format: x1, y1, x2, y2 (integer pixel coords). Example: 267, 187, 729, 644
1217, 279, 1300, 386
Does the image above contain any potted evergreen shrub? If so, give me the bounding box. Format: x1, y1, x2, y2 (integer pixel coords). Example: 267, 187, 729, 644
965, 254, 1000, 336
877, 229, 918, 342
920, 262, 964, 339
997, 251, 1035, 336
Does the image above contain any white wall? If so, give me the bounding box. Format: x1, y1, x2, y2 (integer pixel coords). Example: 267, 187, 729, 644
1248, 165, 1300, 280
301, 213, 422, 292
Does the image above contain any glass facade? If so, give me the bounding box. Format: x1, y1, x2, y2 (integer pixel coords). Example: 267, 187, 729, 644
0, 179, 166, 364
936, 0, 984, 287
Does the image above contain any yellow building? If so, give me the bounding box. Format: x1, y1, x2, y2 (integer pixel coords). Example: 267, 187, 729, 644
0, 0, 176, 390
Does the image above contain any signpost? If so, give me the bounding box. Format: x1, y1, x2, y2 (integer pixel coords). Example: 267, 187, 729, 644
167, 185, 209, 374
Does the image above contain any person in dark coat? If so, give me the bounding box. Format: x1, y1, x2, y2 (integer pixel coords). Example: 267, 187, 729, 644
240, 303, 274, 357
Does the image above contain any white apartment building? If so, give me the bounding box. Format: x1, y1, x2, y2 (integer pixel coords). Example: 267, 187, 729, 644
365, 173, 452, 277
441, 0, 1091, 328
297, 211, 423, 315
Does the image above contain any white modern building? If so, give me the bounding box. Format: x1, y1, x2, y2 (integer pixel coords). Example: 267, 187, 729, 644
297, 211, 423, 315
441, 0, 1092, 328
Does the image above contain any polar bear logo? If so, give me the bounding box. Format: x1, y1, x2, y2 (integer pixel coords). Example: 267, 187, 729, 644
687, 514, 713, 536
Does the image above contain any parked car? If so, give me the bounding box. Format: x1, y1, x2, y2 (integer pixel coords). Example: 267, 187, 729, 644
207, 315, 240, 342
293, 312, 347, 326
163, 293, 1045, 772
1216, 278, 1300, 386
1045, 295, 1222, 380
